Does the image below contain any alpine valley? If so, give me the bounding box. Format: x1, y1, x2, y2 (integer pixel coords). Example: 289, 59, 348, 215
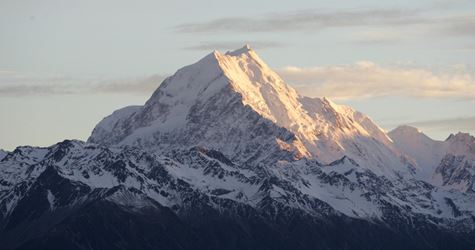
1, 46, 474, 250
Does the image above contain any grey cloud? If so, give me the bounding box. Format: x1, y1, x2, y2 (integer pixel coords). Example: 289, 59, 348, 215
175, 8, 475, 40
0, 74, 165, 97
460, 44, 475, 51
351, 32, 404, 45
408, 116, 475, 132
91, 75, 164, 94
174, 9, 424, 33
183, 41, 286, 51
440, 15, 475, 36
0, 84, 79, 96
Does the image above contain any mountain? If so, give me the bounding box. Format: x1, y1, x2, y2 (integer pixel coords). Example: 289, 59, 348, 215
88, 45, 408, 177
389, 125, 475, 192
1, 46, 475, 249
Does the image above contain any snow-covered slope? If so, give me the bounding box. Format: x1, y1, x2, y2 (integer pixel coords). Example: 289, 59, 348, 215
1, 140, 474, 230
389, 126, 475, 192
388, 125, 447, 179
2, 139, 474, 249
2, 45, 475, 249
89, 45, 411, 178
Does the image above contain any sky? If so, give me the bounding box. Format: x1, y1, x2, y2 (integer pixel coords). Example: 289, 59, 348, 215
1, 0, 474, 150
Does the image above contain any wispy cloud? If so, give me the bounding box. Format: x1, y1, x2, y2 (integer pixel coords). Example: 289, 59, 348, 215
175, 9, 423, 34
4, 62, 475, 100
278, 62, 475, 100
90, 75, 164, 94
183, 41, 286, 51
350, 31, 406, 45
439, 14, 475, 36
456, 44, 475, 51
174, 7, 475, 43
408, 116, 475, 133
0, 73, 165, 97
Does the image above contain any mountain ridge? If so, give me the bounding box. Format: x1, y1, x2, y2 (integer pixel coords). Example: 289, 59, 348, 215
389, 125, 475, 192
1, 46, 475, 249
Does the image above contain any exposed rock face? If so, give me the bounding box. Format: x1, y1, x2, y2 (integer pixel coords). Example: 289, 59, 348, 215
434, 154, 475, 192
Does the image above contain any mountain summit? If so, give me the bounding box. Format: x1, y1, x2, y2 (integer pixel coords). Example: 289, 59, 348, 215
1, 46, 475, 249
89, 45, 407, 177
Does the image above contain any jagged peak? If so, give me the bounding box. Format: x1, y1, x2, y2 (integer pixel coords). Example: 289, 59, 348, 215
223, 44, 267, 68
225, 44, 252, 56
53, 139, 85, 149
446, 133, 455, 141
200, 45, 261, 65
156, 45, 294, 127
159, 45, 270, 92
446, 132, 475, 142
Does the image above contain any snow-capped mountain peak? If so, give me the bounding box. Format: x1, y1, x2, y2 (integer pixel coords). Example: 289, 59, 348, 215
88, 46, 413, 178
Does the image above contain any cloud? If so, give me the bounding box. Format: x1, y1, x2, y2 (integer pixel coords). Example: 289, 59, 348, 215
440, 15, 475, 36
456, 44, 475, 51
4, 62, 475, 101
175, 8, 424, 33
174, 8, 475, 41
278, 62, 475, 100
90, 75, 164, 94
183, 41, 286, 51
408, 116, 475, 133
350, 31, 406, 45
0, 73, 165, 97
